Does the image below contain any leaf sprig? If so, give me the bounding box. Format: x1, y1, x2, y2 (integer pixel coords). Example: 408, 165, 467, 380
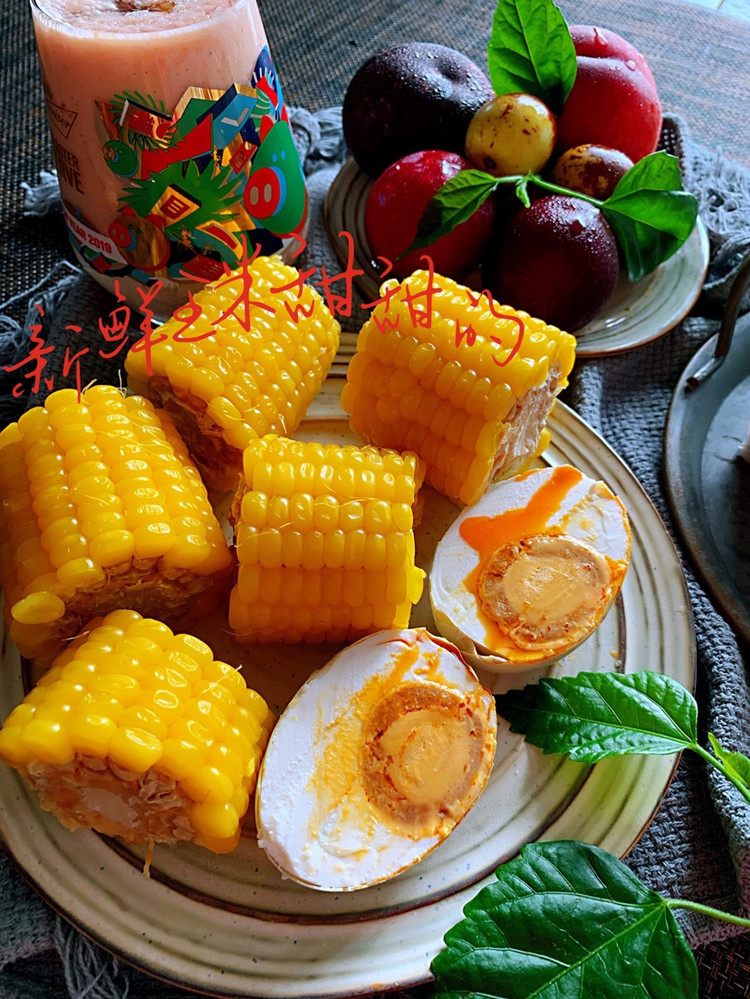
496, 670, 750, 803
408, 153, 699, 283
433, 841, 699, 999
430, 672, 750, 999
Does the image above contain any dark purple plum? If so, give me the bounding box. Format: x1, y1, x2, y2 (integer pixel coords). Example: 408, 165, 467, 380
482, 195, 620, 332
343, 42, 494, 177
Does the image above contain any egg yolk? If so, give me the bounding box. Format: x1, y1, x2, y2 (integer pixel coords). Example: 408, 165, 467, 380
477, 533, 615, 651
457, 465, 628, 658
360, 681, 492, 838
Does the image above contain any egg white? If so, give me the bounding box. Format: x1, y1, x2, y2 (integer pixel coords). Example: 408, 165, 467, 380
254, 628, 496, 891
430, 465, 631, 672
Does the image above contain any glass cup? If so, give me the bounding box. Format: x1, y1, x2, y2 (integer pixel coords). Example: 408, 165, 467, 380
29, 0, 308, 316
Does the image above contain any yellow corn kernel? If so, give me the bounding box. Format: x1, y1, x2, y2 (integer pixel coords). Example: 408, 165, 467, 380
120, 705, 169, 740
124, 255, 341, 491
170, 633, 213, 667
180, 764, 235, 804
55, 558, 106, 590
20, 718, 74, 765
190, 800, 240, 841
230, 436, 426, 643
109, 726, 163, 772
206, 743, 244, 788
0, 388, 232, 662
11, 592, 65, 625
89, 529, 136, 568
67, 713, 117, 757
0, 727, 29, 765
201, 660, 246, 698
158, 737, 205, 781
341, 270, 576, 506
0, 611, 273, 854
138, 688, 183, 723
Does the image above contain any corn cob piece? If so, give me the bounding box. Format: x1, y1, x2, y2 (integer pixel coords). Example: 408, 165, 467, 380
125, 255, 341, 492
229, 436, 426, 644
0, 610, 273, 853
0, 385, 232, 664
340, 270, 577, 507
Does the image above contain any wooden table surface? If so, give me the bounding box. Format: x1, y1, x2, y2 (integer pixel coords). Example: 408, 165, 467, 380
262, 0, 750, 168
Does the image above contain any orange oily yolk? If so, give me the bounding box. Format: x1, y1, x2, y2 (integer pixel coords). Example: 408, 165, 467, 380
476, 534, 616, 652
459, 465, 584, 559
459, 465, 608, 656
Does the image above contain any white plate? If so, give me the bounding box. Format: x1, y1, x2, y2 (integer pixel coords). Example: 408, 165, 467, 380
323, 157, 709, 358
574, 219, 709, 356
0, 391, 695, 998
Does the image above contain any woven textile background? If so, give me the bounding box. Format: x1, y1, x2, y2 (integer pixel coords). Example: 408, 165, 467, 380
1, 1, 750, 997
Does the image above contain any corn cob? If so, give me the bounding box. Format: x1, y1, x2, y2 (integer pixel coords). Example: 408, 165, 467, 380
125, 255, 341, 492
0, 610, 273, 853
0, 385, 232, 664
340, 270, 577, 507
229, 436, 426, 644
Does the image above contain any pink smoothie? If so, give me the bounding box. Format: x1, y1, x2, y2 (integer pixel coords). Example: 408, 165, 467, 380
31, 0, 307, 311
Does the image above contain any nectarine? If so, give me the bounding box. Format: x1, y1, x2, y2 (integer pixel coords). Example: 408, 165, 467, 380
343, 43, 494, 177
555, 25, 662, 163
364, 150, 496, 280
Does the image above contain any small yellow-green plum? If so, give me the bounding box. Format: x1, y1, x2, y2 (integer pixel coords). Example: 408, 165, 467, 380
465, 93, 556, 177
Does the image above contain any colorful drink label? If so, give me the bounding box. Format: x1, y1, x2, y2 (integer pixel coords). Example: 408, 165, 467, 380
60, 47, 307, 285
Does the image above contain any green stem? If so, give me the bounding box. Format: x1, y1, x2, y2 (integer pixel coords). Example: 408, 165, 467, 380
491, 171, 605, 208
693, 744, 750, 804
666, 898, 750, 929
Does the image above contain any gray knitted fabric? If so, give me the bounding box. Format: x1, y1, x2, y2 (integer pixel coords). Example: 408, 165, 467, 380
1, 110, 749, 997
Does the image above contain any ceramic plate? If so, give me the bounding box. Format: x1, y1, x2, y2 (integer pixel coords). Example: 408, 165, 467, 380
324, 157, 709, 357
0, 391, 695, 998
665, 311, 750, 645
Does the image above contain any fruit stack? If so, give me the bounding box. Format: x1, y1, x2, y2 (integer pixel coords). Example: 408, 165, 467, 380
342, 17, 665, 332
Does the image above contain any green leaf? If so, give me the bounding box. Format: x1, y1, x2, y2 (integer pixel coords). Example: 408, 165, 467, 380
603, 193, 698, 281
601, 152, 699, 281
488, 0, 577, 114
403, 170, 500, 255
495, 671, 698, 761
432, 841, 698, 999
608, 150, 683, 196
407, 151, 698, 282
708, 733, 750, 791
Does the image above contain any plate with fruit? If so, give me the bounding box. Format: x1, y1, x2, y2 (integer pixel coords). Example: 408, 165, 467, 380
330, 2, 707, 355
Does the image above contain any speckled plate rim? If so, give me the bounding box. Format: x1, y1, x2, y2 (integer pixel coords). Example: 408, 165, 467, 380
323, 157, 709, 358
0, 397, 695, 999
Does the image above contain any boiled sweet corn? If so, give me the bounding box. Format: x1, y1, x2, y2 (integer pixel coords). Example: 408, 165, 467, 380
340, 270, 577, 507
229, 436, 426, 643
125, 255, 341, 491
0, 385, 232, 663
0, 610, 274, 853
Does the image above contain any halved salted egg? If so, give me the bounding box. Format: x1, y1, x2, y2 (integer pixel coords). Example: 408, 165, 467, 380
430, 464, 631, 672
255, 628, 496, 891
